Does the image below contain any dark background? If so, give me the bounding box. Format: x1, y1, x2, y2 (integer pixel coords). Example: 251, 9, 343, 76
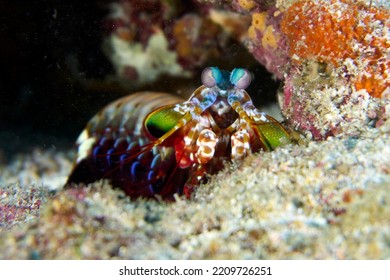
0, 0, 280, 159
1, 0, 112, 156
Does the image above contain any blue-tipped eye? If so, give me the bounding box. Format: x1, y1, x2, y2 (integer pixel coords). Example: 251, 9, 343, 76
201, 67, 222, 88
230, 68, 252, 89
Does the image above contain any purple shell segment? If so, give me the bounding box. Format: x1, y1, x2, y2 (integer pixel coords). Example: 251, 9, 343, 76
66, 92, 187, 200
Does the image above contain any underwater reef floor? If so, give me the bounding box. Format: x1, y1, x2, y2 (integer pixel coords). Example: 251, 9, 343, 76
0, 123, 389, 259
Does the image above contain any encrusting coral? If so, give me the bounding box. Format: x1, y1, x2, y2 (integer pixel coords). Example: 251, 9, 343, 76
247, 8, 289, 79
277, 0, 390, 139
280, 0, 390, 99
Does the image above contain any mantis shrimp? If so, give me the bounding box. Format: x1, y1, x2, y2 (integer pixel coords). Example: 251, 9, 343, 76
66, 67, 293, 200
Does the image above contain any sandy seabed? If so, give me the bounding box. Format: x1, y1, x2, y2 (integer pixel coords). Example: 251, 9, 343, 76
0, 121, 389, 259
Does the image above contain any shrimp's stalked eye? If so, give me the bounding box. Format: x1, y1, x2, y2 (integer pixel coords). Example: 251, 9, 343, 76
201, 67, 222, 88
144, 105, 183, 139
230, 68, 252, 89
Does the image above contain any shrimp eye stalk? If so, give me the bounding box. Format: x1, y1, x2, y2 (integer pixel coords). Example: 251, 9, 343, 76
201, 67, 222, 88
230, 68, 252, 89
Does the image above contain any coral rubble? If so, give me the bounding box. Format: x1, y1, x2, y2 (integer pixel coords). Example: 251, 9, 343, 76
102, 0, 248, 85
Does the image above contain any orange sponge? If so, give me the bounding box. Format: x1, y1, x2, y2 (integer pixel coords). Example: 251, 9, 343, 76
281, 0, 389, 98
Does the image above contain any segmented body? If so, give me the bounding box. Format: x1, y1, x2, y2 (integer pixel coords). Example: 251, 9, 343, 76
66, 68, 292, 200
